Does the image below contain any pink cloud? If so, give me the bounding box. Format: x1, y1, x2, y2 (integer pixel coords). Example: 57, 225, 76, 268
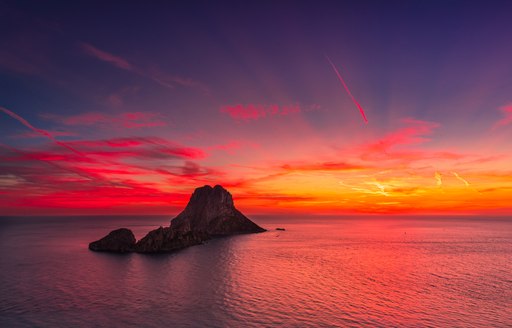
494, 103, 512, 128
338, 118, 474, 167
80, 43, 133, 70
363, 118, 439, 153
220, 103, 301, 121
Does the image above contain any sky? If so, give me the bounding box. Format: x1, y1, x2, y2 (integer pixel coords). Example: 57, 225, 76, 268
1, 0, 512, 216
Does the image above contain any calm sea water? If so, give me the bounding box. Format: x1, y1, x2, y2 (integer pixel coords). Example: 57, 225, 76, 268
0, 215, 511, 327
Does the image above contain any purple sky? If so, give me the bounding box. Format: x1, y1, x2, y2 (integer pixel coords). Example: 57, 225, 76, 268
1, 0, 512, 215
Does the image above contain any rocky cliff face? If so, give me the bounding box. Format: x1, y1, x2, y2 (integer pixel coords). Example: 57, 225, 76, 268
171, 185, 266, 235
89, 185, 265, 253
134, 227, 208, 253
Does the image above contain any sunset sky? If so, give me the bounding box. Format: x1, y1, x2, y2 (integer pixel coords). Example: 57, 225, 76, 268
1, 0, 511, 215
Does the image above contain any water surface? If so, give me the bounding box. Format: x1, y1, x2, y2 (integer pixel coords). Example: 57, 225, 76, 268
1, 215, 511, 327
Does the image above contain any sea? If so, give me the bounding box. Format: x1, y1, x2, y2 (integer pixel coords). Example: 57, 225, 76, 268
0, 215, 511, 327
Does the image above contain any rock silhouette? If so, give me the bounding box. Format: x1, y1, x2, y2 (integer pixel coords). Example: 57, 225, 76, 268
134, 227, 208, 253
88, 228, 136, 252
89, 185, 266, 253
171, 185, 266, 235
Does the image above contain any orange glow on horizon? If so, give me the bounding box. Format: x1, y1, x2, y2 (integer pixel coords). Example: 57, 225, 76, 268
2, 114, 510, 216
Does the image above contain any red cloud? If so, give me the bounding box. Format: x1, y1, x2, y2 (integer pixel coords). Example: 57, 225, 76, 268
0, 135, 215, 213
65, 137, 207, 160
0, 137, 208, 188
220, 103, 301, 121
8, 181, 189, 210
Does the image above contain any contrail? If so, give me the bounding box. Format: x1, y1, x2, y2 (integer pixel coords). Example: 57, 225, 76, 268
0, 106, 83, 156
326, 56, 368, 124
452, 172, 469, 187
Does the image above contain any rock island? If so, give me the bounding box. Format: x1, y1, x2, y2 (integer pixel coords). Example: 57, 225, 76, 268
89, 185, 266, 253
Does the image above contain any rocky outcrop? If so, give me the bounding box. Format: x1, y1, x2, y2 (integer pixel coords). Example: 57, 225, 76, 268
171, 185, 266, 235
134, 226, 207, 253
89, 185, 266, 253
88, 228, 136, 253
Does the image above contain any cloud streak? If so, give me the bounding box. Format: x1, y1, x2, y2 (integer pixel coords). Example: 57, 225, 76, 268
435, 171, 443, 186
0, 134, 218, 213
363, 119, 439, 153
44, 111, 167, 129
494, 103, 512, 128
282, 161, 367, 172
80, 43, 133, 70
79, 42, 208, 92
1, 106, 83, 156
220, 103, 302, 121
452, 172, 470, 187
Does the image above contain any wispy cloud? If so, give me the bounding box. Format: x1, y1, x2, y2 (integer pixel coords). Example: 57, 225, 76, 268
0, 49, 43, 75
452, 171, 470, 187
79, 42, 208, 92
494, 103, 512, 128
435, 171, 443, 186
207, 140, 260, 155
1, 106, 83, 155
347, 118, 469, 166
80, 43, 133, 70
0, 134, 215, 212
363, 118, 439, 153
12, 130, 77, 139
66, 137, 207, 160
148, 67, 210, 94
43, 111, 167, 129
220, 103, 302, 121
281, 161, 367, 172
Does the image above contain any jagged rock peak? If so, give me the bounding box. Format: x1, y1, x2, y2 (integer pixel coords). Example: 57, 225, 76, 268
170, 184, 265, 235
188, 185, 234, 207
